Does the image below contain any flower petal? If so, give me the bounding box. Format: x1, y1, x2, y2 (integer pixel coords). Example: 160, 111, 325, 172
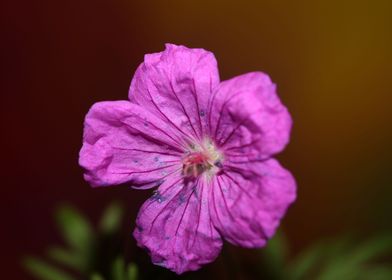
209, 72, 292, 159
79, 101, 184, 187
209, 158, 296, 247
134, 175, 223, 274
129, 44, 220, 141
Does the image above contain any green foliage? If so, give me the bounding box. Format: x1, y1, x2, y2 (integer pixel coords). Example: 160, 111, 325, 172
23, 202, 138, 280
90, 273, 105, 280
260, 231, 289, 279
99, 202, 124, 235
24, 200, 391, 280
112, 256, 126, 280
288, 242, 326, 280
23, 257, 75, 280
110, 257, 139, 280
55, 204, 94, 252
88, 259, 138, 280
359, 265, 392, 280
258, 232, 392, 280
46, 247, 85, 272
127, 263, 138, 280
286, 234, 392, 280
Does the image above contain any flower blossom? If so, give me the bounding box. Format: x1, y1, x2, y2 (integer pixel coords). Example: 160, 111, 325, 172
79, 44, 296, 274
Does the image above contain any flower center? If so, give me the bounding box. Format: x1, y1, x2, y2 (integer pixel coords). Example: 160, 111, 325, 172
182, 138, 223, 179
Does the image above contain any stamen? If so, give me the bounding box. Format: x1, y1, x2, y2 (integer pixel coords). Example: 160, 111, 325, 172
182, 152, 210, 178
182, 139, 223, 178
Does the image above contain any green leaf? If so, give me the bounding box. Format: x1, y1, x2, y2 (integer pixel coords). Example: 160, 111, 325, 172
348, 234, 392, 264
315, 238, 353, 279
112, 256, 125, 280
360, 265, 392, 280
99, 202, 124, 234
289, 235, 353, 280
288, 242, 326, 280
127, 263, 138, 280
55, 205, 94, 253
47, 247, 86, 272
317, 234, 392, 280
261, 231, 289, 279
90, 273, 105, 280
265, 231, 289, 262
23, 257, 75, 280
316, 264, 362, 280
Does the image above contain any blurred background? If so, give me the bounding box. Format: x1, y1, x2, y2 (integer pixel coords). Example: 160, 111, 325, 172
1, 0, 391, 279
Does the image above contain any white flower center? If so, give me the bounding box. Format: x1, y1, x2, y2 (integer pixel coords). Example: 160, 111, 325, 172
182, 138, 223, 179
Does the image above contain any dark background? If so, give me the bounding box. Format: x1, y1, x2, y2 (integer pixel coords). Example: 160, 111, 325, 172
1, 0, 392, 279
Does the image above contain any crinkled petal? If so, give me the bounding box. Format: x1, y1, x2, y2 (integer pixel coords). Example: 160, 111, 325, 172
129, 43, 220, 141
79, 101, 185, 187
134, 175, 223, 274
209, 158, 296, 247
208, 72, 292, 159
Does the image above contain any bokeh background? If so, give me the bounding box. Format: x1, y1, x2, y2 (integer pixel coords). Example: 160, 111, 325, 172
1, 0, 392, 279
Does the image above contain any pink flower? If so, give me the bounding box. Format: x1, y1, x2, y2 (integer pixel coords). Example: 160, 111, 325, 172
79, 44, 296, 274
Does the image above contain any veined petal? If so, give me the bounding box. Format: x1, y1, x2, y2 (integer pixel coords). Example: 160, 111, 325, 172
209, 158, 296, 247
209, 72, 292, 159
129, 44, 220, 141
79, 101, 184, 188
134, 175, 223, 274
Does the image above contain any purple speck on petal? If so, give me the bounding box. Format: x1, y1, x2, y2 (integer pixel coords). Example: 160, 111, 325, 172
178, 193, 185, 203
150, 190, 164, 203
